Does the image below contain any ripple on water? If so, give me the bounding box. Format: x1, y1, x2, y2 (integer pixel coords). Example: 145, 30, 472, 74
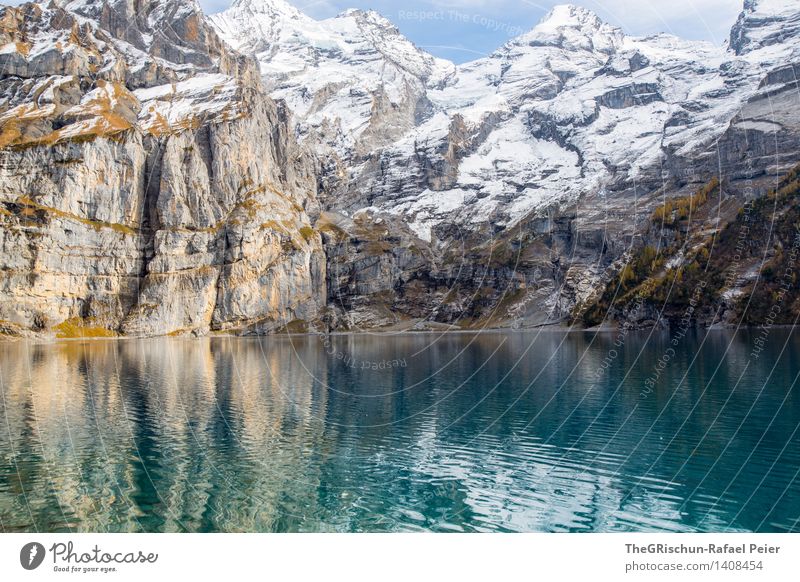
0, 331, 798, 532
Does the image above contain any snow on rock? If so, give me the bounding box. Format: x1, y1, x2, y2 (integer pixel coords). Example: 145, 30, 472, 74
4, 0, 800, 240
210, 1, 800, 239
730, 0, 800, 57
514, 3, 624, 54
135, 74, 243, 135
0, 0, 255, 147
210, 0, 454, 158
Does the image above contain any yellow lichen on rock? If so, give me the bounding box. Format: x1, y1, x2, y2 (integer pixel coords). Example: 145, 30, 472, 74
54, 318, 117, 339
0, 80, 140, 149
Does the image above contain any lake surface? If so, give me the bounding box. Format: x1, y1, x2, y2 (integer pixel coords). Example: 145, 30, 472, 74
1, 329, 799, 533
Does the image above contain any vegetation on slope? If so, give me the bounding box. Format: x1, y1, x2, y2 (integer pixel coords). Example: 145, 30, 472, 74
580, 166, 800, 328
579, 178, 721, 327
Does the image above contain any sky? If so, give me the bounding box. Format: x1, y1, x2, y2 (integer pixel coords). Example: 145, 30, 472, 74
2, 0, 747, 63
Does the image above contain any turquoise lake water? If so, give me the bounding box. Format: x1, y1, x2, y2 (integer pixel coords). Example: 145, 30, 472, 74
1, 329, 799, 532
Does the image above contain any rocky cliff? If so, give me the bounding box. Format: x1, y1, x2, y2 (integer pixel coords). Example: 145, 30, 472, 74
0, 0, 326, 338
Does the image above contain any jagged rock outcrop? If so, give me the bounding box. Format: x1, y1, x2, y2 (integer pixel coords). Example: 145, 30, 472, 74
0, 0, 325, 338
730, 0, 800, 55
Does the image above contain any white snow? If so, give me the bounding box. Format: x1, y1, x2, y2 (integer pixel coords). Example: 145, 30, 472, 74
747, 0, 799, 17
11, 0, 798, 239
207, 1, 800, 236
210, 0, 455, 152
134, 74, 241, 132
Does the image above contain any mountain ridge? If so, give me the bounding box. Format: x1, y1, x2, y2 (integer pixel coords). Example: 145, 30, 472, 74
1, 0, 799, 337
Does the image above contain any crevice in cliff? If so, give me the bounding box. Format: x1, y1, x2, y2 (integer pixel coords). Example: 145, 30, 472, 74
127, 138, 165, 317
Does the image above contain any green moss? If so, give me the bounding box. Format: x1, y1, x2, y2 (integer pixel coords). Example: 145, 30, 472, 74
276, 319, 309, 334
54, 318, 117, 339
13, 196, 137, 236
299, 226, 316, 242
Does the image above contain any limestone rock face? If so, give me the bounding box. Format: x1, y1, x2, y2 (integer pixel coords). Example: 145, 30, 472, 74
0, 0, 325, 338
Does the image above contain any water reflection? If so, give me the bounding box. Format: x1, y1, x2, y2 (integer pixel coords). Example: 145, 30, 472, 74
0, 330, 798, 532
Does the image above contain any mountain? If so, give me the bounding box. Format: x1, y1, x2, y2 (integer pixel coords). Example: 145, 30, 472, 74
1, 0, 800, 337
212, 1, 799, 236
210, 0, 800, 329
209, 0, 454, 211
730, 0, 800, 55
0, 0, 325, 338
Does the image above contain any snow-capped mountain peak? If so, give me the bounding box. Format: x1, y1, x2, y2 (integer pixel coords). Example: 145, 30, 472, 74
538, 4, 609, 30
743, 0, 800, 17
208, 0, 800, 241
229, 0, 308, 21
210, 0, 454, 162
516, 3, 624, 54
337, 8, 390, 25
